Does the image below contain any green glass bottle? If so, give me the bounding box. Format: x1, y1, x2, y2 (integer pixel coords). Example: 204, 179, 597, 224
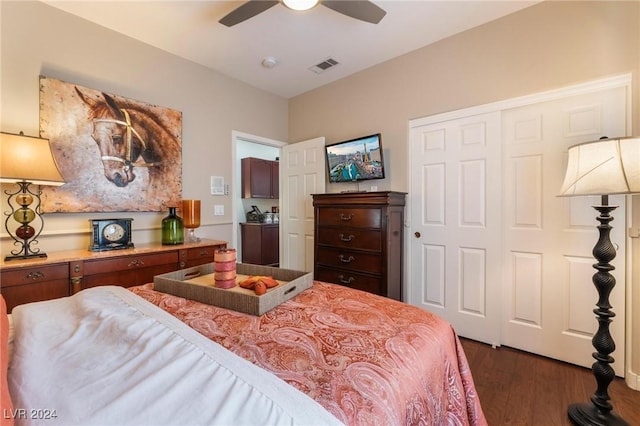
162, 207, 184, 245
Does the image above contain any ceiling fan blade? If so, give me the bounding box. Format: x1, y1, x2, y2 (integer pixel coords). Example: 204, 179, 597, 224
219, 0, 279, 27
321, 1, 386, 24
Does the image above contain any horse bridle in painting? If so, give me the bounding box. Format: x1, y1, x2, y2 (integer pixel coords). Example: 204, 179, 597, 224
93, 108, 159, 171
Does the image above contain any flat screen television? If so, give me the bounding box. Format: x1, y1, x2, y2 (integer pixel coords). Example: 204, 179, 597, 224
325, 133, 385, 183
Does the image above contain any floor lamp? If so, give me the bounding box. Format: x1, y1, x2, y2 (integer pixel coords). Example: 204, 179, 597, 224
559, 136, 639, 426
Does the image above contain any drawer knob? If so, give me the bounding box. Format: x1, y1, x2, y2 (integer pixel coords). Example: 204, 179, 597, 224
26, 271, 44, 280
339, 233, 354, 242
337, 275, 355, 285
128, 259, 145, 267
339, 213, 353, 221
338, 254, 355, 263
199, 250, 210, 257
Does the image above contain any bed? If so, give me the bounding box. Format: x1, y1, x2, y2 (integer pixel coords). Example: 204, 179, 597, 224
3, 280, 487, 426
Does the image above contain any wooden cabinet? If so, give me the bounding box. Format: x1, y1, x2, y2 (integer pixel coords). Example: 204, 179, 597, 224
240, 223, 279, 266
0, 239, 226, 312
313, 192, 405, 300
241, 157, 279, 199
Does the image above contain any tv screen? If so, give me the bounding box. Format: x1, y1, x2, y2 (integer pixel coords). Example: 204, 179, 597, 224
325, 133, 385, 183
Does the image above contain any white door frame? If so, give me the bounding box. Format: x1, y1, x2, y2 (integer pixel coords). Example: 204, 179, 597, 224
231, 131, 286, 253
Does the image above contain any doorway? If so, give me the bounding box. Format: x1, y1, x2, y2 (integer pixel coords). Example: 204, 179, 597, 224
232, 131, 286, 263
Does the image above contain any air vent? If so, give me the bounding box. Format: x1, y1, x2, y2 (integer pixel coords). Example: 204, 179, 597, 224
309, 57, 340, 74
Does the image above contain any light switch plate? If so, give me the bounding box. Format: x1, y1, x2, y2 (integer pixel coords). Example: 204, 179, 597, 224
214, 205, 224, 216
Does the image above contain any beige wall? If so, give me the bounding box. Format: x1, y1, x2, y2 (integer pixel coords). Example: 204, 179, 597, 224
0, 1, 288, 250
289, 1, 640, 385
289, 1, 640, 192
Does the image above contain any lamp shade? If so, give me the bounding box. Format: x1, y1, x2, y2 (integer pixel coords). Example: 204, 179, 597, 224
559, 136, 640, 196
0, 132, 65, 186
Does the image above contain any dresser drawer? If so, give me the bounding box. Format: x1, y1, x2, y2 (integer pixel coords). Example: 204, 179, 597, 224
316, 247, 383, 274
316, 207, 382, 228
83, 252, 179, 275
1, 280, 70, 313
316, 228, 381, 251
82, 264, 177, 289
315, 267, 383, 296
181, 245, 218, 268
1, 264, 68, 287
1, 264, 70, 312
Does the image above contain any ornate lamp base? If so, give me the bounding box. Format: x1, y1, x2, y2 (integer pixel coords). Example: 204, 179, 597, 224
4, 181, 48, 261
567, 197, 628, 426
568, 403, 629, 426
5, 252, 48, 261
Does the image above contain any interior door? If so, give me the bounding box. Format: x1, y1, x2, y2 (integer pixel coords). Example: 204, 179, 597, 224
408, 112, 502, 346
502, 87, 627, 374
280, 137, 326, 272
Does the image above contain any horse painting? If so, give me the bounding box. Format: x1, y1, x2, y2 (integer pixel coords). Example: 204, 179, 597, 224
39, 77, 182, 212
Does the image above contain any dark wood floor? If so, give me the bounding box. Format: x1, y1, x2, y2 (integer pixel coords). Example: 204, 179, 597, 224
460, 338, 640, 425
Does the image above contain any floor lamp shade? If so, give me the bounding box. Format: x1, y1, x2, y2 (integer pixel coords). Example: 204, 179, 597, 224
559, 136, 638, 426
559, 136, 640, 197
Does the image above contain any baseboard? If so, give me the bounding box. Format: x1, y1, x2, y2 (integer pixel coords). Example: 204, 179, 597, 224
625, 369, 640, 391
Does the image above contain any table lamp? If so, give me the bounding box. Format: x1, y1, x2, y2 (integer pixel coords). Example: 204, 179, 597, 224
1, 131, 65, 261
559, 136, 639, 426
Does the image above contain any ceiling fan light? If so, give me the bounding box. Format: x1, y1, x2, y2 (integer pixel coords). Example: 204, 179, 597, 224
282, 0, 319, 11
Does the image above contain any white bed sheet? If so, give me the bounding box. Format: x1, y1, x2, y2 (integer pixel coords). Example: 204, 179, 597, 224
8, 286, 342, 426
7, 313, 13, 362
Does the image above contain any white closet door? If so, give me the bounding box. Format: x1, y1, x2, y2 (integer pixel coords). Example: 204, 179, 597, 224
502, 87, 627, 374
408, 112, 502, 346
280, 137, 326, 272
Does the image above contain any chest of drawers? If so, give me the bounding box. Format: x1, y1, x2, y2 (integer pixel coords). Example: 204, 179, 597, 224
312, 192, 405, 300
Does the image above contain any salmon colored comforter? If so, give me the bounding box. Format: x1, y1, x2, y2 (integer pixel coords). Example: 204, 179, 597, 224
131, 281, 487, 426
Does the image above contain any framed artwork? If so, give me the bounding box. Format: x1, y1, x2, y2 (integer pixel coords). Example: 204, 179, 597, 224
39, 76, 183, 212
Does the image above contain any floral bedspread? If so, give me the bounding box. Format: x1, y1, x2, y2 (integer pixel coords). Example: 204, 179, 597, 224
131, 281, 487, 426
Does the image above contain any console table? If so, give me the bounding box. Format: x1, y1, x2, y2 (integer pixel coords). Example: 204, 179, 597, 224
0, 239, 227, 312
312, 191, 405, 301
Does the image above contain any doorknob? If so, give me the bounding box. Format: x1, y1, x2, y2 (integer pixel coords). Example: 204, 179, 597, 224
414, 231, 421, 238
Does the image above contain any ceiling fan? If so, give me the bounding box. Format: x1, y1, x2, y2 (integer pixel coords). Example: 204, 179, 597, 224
219, 0, 387, 27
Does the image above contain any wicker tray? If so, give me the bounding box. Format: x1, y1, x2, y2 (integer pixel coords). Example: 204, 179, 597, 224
154, 263, 312, 315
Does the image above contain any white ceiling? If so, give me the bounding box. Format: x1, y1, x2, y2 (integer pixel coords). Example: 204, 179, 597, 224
42, 0, 539, 99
